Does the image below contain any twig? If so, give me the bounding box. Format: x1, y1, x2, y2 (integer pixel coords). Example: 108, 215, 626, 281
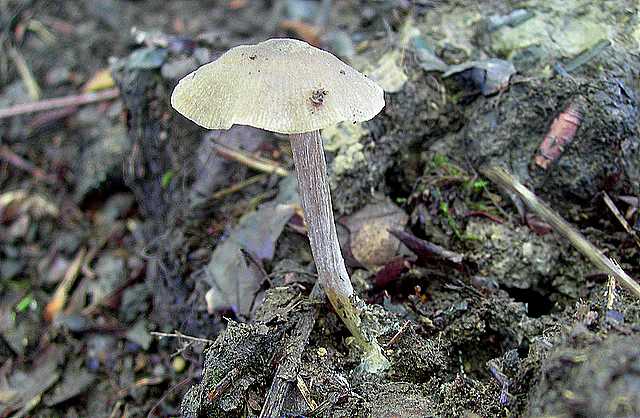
212, 142, 289, 177
385, 320, 411, 348
0, 88, 119, 120
464, 210, 505, 224
0, 145, 57, 184
482, 166, 640, 299
296, 376, 317, 411
389, 229, 465, 269
147, 376, 193, 418
208, 367, 241, 402
9, 46, 41, 100
211, 174, 268, 200
259, 287, 320, 418
606, 272, 616, 310
108, 401, 124, 418
603, 192, 640, 248
117, 376, 164, 397
150, 330, 214, 345
44, 247, 86, 321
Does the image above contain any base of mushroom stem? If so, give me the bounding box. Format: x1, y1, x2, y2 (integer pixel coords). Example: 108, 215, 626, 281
324, 287, 390, 373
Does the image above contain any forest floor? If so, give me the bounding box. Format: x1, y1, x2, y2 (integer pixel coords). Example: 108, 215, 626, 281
1, 1, 640, 417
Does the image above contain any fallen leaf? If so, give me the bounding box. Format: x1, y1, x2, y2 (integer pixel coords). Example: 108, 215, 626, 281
443, 58, 515, 96
279, 20, 321, 46
0, 345, 64, 418
43, 358, 95, 406
204, 202, 296, 318
125, 319, 152, 350
342, 200, 408, 269
125, 47, 168, 70
82, 69, 115, 93
374, 257, 411, 288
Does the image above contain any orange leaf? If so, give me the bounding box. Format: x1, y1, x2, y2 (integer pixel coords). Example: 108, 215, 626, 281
279, 20, 321, 46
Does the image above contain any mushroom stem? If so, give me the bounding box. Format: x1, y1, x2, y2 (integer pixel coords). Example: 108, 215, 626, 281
289, 130, 388, 372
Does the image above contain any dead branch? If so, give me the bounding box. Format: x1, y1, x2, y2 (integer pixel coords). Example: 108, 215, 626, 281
0, 88, 119, 120
259, 286, 322, 418
482, 166, 640, 299
0, 145, 57, 184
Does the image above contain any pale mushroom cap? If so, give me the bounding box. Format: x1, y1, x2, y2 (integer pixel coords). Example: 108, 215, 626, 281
171, 38, 385, 134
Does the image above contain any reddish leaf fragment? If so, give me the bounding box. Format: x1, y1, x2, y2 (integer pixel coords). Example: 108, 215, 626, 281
525, 213, 552, 236
534, 98, 583, 169
374, 257, 411, 288
464, 210, 505, 224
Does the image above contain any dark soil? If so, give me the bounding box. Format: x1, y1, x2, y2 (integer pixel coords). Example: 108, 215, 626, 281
1, 1, 640, 417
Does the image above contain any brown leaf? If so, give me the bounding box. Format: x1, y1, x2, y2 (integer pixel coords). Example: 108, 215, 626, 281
342, 200, 408, 269
279, 20, 321, 46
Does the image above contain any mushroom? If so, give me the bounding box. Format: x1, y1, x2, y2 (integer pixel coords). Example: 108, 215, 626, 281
171, 38, 388, 372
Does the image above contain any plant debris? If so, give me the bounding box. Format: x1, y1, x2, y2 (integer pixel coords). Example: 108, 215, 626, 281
1, 1, 640, 417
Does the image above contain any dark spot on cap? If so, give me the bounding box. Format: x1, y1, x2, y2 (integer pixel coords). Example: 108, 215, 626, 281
249, 54, 257, 60
339, 69, 346, 75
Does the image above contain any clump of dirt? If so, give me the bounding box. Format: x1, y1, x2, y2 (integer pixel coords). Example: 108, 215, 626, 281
181, 321, 279, 417
465, 219, 592, 303
530, 333, 640, 417
329, 50, 461, 215
461, 69, 640, 215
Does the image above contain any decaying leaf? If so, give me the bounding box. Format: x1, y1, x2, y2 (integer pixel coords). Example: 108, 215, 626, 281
43, 358, 95, 407
0, 190, 59, 221
125, 319, 152, 350
82, 69, 115, 93
342, 200, 409, 269
0, 345, 64, 418
204, 202, 296, 318
443, 58, 516, 96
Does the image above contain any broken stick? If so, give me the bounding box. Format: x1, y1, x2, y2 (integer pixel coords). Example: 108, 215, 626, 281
482, 166, 640, 299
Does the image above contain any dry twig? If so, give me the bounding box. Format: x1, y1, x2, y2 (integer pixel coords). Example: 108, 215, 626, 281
150, 330, 214, 345
482, 166, 640, 299
603, 192, 640, 248
0, 88, 119, 120
44, 248, 86, 321
211, 174, 268, 200
0, 145, 57, 184
212, 142, 289, 177
8, 46, 41, 100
